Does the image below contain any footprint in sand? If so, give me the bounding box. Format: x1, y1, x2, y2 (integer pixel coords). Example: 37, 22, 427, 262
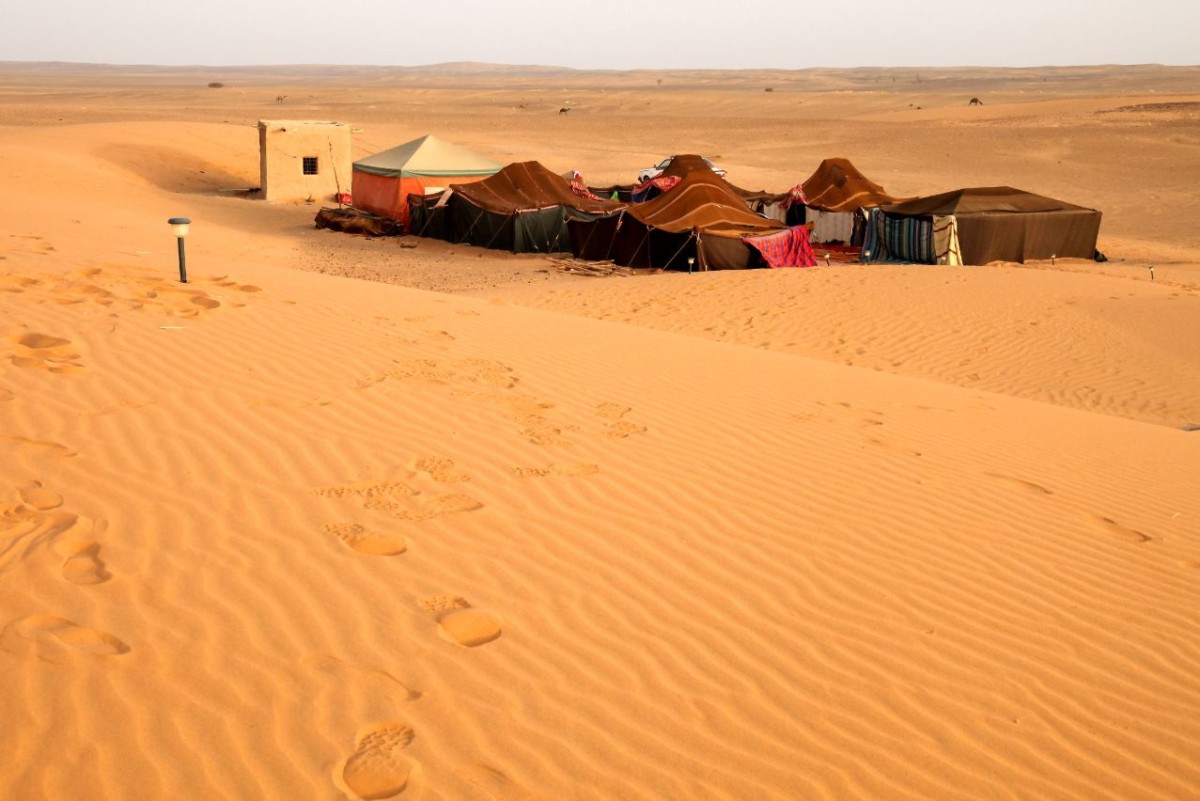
325, 523, 408, 557
18, 480, 63, 510
603, 420, 648, 439
418, 596, 503, 648
316, 479, 482, 522
412, 456, 471, 484
6, 333, 84, 374
508, 462, 599, 478
1, 505, 75, 539
461, 764, 550, 801
316, 480, 418, 503
511, 413, 576, 447
595, 403, 647, 438
59, 541, 112, 584
358, 358, 516, 391
438, 609, 504, 648
339, 722, 418, 800
51, 515, 112, 585
190, 295, 221, 310
385, 492, 481, 521
1, 437, 77, 462
305, 654, 421, 703
419, 595, 471, 613
12, 614, 129, 656
1093, 515, 1152, 543
867, 437, 923, 457
12, 333, 68, 350
984, 472, 1054, 495
209, 277, 262, 294
0, 276, 41, 293
1, 486, 112, 584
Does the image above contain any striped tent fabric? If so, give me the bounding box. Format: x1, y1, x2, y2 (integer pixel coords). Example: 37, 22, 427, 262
881, 214, 935, 263
933, 215, 963, 266
861, 208, 886, 263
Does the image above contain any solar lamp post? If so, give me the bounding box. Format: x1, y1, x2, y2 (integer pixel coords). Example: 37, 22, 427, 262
168, 217, 191, 283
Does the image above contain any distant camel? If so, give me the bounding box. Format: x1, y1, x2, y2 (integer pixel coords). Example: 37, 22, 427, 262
559, 107, 570, 115
276, 95, 287, 103
969, 97, 983, 106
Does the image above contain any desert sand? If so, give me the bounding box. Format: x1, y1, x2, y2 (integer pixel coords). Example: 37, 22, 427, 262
1, 63, 1199, 801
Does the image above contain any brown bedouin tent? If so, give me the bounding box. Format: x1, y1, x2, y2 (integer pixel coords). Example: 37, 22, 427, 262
407, 161, 624, 253
568, 155, 786, 270
644, 154, 781, 207
801, 158, 901, 213
871, 186, 1102, 266
795, 158, 905, 244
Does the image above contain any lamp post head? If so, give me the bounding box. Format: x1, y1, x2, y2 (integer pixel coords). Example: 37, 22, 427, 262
168, 217, 191, 238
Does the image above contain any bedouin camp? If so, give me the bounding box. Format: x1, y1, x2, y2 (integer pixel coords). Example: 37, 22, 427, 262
350, 134, 501, 232
865, 186, 1103, 266
333, 139, 1104, 272
407, 161, 624, 253
567, 155, 814, 270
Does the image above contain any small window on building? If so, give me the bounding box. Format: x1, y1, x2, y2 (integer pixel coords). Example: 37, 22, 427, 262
302, 156, 319, 175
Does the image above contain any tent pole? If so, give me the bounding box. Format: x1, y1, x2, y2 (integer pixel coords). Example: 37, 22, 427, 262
603, 210, 624, 262
663, 230, 697, 271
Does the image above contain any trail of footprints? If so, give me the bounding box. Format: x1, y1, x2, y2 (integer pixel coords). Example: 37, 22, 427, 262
326, 354, 651, 796
318, 593, 503, 799
0, 265, 261, 319
315, 458, 481, 529
1, 264, 265, 658
980, 471, 1164, 546
793, 402, 1177, 555
356, 356, 647, 446
2, 265, 262, 404
1, 480, 126, 658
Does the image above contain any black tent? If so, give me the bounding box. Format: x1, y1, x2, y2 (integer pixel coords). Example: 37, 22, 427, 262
569, 156, 785, 270
408, 161, 623, 253
872, 186, 1101, 265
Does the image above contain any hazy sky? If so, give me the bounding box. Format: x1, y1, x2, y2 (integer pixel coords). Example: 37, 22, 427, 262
3, 0, 1197, 70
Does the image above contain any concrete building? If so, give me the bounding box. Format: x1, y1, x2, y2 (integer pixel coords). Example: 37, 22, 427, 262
258, 120, 352, 203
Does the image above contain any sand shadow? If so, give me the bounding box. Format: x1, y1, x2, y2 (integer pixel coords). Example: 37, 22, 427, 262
96, 143, 256, 196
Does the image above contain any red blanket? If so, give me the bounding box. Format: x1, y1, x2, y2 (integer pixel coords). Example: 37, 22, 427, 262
783, 184, 808, 209
744, 225, 818, 268
570, 178, 602, 201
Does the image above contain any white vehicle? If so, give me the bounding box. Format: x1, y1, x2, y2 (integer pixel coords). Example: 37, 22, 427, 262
637, 156, 726, 184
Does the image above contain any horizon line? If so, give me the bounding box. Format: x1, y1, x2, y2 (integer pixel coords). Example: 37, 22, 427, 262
3, 60, 1198, 73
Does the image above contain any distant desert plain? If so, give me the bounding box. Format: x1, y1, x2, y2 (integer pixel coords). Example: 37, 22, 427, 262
1, 62, 1199, 801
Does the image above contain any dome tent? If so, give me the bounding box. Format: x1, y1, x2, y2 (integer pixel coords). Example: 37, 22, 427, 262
351, 135, 501, 231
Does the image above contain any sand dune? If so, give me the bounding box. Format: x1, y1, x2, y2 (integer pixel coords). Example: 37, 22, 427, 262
491, 263, 1200, 429
1, 66, 1199, 801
